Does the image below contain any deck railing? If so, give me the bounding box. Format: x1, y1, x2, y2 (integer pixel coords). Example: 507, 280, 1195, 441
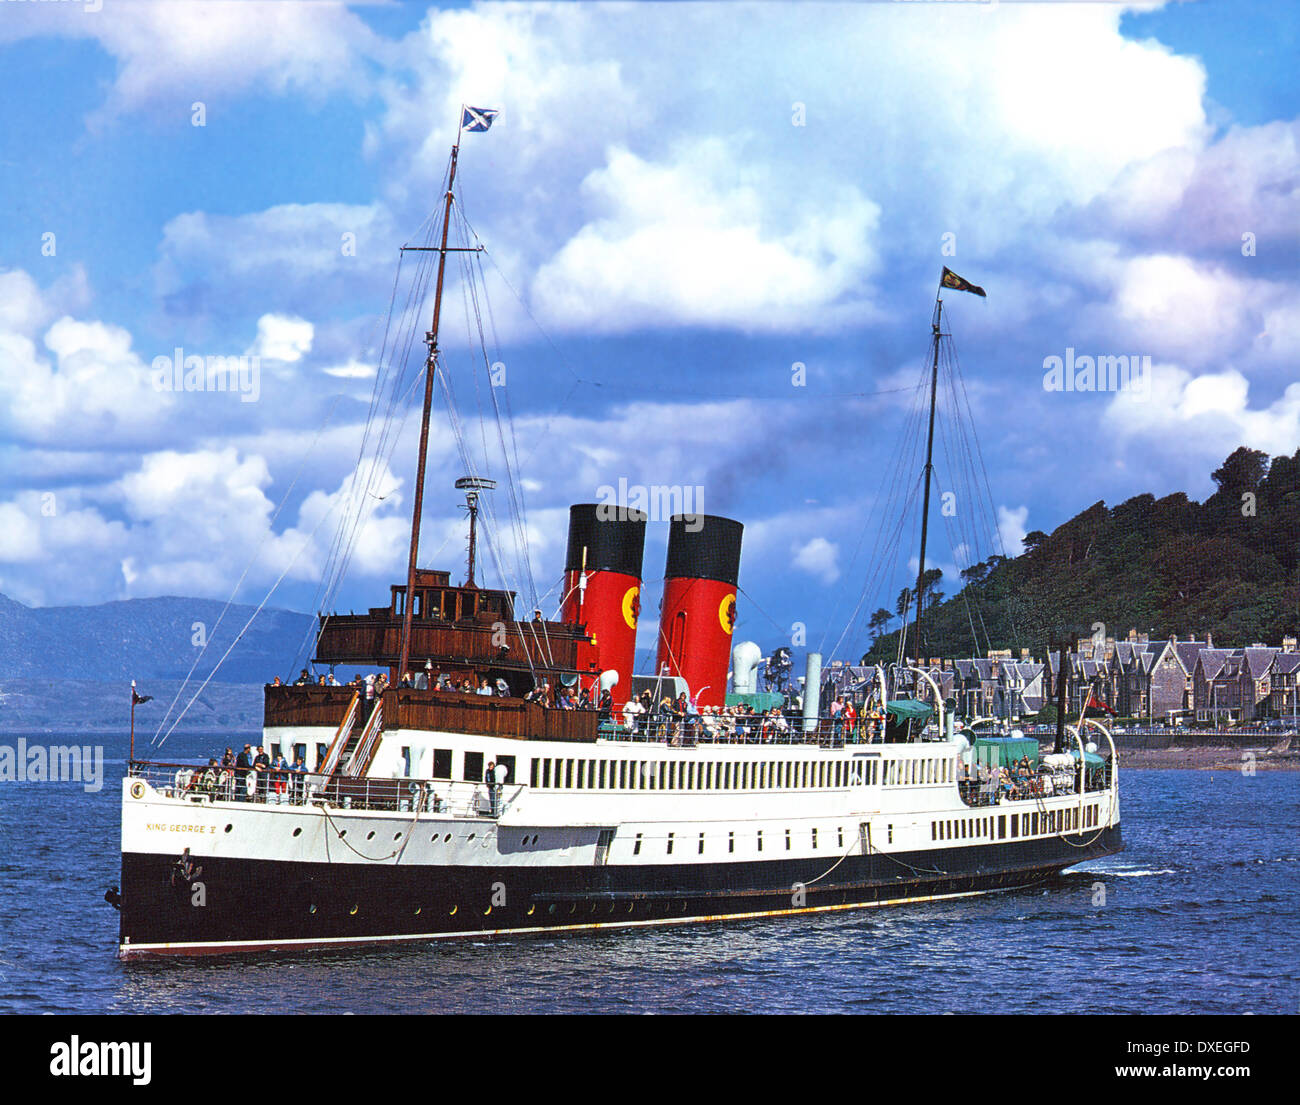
127, 761, 507, 819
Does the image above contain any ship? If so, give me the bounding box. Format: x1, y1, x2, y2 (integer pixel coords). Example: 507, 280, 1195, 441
114, 112, 1122, 958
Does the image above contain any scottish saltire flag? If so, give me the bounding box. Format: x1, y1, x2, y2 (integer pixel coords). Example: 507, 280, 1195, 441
462, 106, 499, 132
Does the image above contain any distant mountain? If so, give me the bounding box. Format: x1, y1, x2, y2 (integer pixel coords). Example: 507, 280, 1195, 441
0, 678, 265, 734
866, 446, 1300, 661
0, 593, 315, 684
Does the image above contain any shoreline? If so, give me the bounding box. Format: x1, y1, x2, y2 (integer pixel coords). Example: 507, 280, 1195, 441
1117, 747, 1300, 771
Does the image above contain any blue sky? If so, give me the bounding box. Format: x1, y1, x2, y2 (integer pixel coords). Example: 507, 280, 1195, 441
1, 1, 1297, 670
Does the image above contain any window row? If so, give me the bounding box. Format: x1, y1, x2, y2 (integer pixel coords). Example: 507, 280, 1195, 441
527, 754, 954, 791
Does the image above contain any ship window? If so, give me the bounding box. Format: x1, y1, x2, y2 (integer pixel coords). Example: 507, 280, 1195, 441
541, 759, 552, 788
932, 822, 937, 841
887, 824, 894, 844
666, 833, 674, 855
837, 827, 844, 848
464, 751, 484, 782
998, 816, 1006, 840
530, 760, 539, 788
564, 760, 573, 788
757, 830, 763, 852
811, 828, 818, 849
497, 756, 515, 785
633, 833, 642, 856
785, 829, 791, 851
598, 761, 606, 789
618, 761, 627, 789
315, 743, 327, 770
698, 832, 705, 855
728, 832, 735, 854
433, 749, 452, 779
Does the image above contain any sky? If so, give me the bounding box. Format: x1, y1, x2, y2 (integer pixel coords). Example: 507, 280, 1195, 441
0, 0, 1297, 670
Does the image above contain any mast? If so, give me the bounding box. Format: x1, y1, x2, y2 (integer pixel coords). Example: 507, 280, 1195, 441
912, 292, 942, 670
397, 135, 461, 682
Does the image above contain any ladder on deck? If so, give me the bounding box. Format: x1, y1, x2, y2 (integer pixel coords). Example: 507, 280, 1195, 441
343, 698, 385, 777
317, 691, 360, 777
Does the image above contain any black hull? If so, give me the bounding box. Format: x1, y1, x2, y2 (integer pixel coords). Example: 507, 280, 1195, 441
118, 826, 1122, 956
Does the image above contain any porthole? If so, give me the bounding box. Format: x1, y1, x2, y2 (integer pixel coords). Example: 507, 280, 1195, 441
308, 904, 317, 914
444, 833, 452, 843
394, 832, 402, 841
548, 904, 557, 914
414, 906, 422, 916
292, 827, 302, 837
224, 824, 232, 834
339, 830, 347, 838
349, 905, 358, 915
526, 905, 536, 916
467, 833, 476, 842
569, 903, 577, 914
449, 904, 458, 916
366, 830, 376, 841
483, 905, 492, 916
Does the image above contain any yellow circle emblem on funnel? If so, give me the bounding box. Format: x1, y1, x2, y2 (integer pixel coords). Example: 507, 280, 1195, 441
719, 593, 737, 635
622, 585, 640, 629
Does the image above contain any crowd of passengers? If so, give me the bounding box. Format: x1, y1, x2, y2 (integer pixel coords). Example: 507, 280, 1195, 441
613, 691, 884, 744
181, 744, 307, 803
270, 667, 890, 740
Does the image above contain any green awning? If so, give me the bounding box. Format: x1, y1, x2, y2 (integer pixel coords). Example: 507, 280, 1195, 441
726, 691, 786, 712
973, 735, 1039, 769
885, 699, 933, 723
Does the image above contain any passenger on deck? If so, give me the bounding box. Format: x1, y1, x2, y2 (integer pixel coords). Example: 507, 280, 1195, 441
253, 746, 271, 799
270, 752, 289, 802
191, 759, 219, 796
235, 745, 253, 800
295, 668, 312, 686
622, 695, 643, 731
290, 756, 307, 800
477, 679, 493, 696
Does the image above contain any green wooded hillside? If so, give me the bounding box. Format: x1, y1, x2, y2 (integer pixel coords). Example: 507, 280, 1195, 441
864, 446, 1300, 661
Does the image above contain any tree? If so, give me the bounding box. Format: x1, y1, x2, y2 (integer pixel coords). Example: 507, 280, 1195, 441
867, 608, 892, 640
1022, 530, 1048, 553
895, 588, 912, 618
1211, 446, 1269, 495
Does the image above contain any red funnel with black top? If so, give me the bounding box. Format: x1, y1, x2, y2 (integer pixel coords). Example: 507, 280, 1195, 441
656, 513, 743, 709
561, 504, 647, 706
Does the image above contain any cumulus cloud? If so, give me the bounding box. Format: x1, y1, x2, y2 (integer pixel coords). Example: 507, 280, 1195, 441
996, 505, 1029, 557
248, 314, 314, 363
1107, 363, 1300, 460
0, 0, 381, 126
792, 536, 841, 585
531, 142, 879, 333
